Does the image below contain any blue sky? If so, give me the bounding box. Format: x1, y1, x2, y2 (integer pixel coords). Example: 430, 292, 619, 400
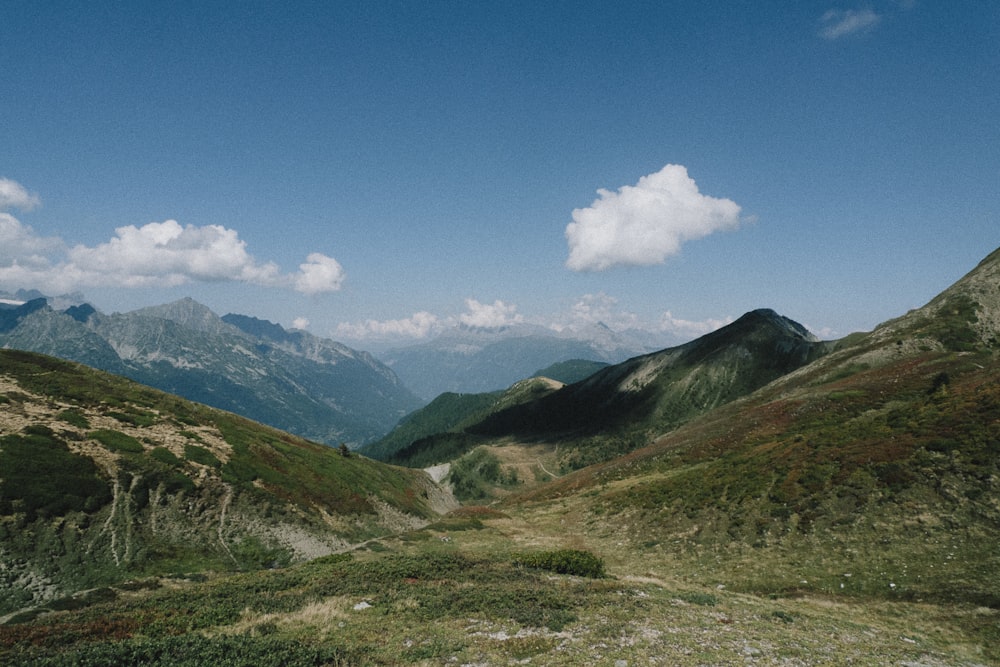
2, 1, 998, 348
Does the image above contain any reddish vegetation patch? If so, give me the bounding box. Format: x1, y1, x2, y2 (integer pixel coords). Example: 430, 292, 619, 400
448, 506, 509, 519
0, 617, 138, 649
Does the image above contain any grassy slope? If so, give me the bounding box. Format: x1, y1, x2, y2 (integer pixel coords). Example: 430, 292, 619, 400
467, 310, 831, 471
0, 350, 442, 614
3, 251, 1000, 664
530, 358, 609, 384
361, 391, 501, 462
2, 512, 994, 665
366, 376, 565, 466
3, 347, 997, 664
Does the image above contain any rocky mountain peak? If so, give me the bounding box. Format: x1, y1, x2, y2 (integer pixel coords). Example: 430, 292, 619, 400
131, 297, 236, 336
222, 313, 295, 343
0, 298, 50, 333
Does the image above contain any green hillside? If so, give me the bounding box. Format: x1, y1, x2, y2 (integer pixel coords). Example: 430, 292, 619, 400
0, 350, 445, 615
504, 246, 1000, 613
361, 391, 501, 462
384, 309, 830, 477
2, 249, 1000, 665
364, 376, 566, 466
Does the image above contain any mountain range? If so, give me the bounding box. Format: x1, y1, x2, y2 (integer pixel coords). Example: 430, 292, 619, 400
366, 308, 830, 470
1, 247, 999, 664
0, 297, 420, 446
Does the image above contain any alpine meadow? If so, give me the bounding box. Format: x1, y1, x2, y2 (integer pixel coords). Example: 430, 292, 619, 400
2, 3, 999, 665
1, 247, 999, 665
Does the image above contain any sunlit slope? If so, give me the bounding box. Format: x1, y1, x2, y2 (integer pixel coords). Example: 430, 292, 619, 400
0, 350, 446, 614
512, 246, 1000, 607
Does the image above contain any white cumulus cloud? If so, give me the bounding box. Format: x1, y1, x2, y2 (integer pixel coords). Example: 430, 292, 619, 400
66, 220, 285, 288
0, 213, 64, 268
459, 298, 524, 328
293, 253, 345, 294
565, 164, 741, 272
819, 8, 881, 40
0, 184, 346, 295
0, 178, 41, 211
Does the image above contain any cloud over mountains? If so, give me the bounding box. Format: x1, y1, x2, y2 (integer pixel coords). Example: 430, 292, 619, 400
0, 179, 344, 295
564, 165, 741, 272
334, 299, 525, 342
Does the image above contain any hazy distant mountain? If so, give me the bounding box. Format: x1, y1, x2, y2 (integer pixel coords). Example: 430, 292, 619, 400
0, 298, 421, 446
0, 289, 86, 310
531, 358, 610, 384
380, 322, 650, 400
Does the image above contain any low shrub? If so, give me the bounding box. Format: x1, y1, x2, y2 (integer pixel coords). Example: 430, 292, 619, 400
14, 634, 354, 666
184, 444, 221, 468
0, 431, 112, 518
150, 447, 182, 467
57, 409, 90, 429
89, 429, 144, 454
513, 549, 606, 578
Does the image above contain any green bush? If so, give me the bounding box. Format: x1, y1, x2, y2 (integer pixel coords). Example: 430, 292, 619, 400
150, 447, 182, 467
89, 429, 144, 454
107, 408, 156, 427
676, 591, 718, 606
57, 409, 90, 429
0, 430, 112, 518
184, 444, 221, 468
14, 634, 354, 666
513, 549, 606, 578
448, 448, 506, 501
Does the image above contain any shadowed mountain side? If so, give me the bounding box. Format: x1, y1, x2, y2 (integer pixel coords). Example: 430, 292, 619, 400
363, 360, 608, 463
469, 309, 830, 440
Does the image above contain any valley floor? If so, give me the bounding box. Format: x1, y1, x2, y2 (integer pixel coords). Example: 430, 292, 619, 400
2, 499, 996, 666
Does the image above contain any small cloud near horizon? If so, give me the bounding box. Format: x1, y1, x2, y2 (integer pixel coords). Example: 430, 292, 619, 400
659, 310, 733, 338
459, 298, 524, 328
565, 164, 741, 272
335, 292, 734, 352
335, 311, 443, 341
549, 292, 641, 332
335, 298, 525, 343
0, 179, 344, 295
